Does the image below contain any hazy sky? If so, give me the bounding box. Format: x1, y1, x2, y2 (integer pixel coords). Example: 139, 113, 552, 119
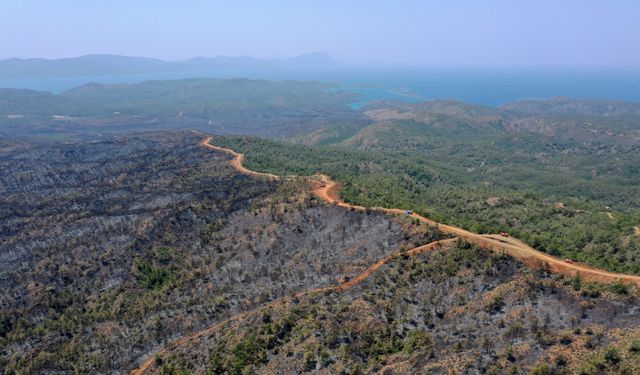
1, 0, 639, 66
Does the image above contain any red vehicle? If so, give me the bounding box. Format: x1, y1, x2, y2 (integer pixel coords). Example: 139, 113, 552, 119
500, 232, 509, 238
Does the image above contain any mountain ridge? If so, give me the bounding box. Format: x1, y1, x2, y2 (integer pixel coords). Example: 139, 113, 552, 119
0, 52, 340, 79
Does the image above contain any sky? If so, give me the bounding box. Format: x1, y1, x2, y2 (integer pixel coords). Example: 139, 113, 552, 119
1, 0, 639, 67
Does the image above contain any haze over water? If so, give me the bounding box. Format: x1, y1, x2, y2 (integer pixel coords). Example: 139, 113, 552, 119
3, 1, 639, 107
1, 66, 639, 108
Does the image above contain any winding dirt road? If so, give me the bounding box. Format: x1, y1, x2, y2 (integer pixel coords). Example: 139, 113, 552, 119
204, 136, 640, 286
200, 138, 279, 180
311, 175, 640, 286
129, 135, 640, 374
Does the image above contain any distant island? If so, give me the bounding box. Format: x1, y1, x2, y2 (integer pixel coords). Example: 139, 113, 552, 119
0, 52, 340, 79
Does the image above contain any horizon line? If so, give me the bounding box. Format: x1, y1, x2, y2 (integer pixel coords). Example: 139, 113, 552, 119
0, 53, 638, 70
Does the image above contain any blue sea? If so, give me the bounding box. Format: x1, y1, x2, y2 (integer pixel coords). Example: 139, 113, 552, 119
1, 67, 639, 108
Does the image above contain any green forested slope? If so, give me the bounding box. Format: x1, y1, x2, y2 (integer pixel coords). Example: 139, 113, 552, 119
215, 134, 640, 274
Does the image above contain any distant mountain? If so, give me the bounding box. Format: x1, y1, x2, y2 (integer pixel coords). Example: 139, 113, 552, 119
0, 55, 171, 79
0, 52, 340, 79
180, 52, 339, 70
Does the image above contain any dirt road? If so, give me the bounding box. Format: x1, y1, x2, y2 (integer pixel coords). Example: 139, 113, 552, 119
299, 238, 457, 295
129, 237, 454, 375
200, 137, 280, 180
206, 137, 640, 286
310, 175, 640, 286
129, 136, 640, 374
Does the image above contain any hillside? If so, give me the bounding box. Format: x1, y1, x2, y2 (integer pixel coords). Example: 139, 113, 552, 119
3, 132, 640, 375
3, 84, 639, 273
135, 136, 640, 374
214, 96, 640, 274
146, 242, 640, 374
0, 132, 438, 373
2, 80, 640, 373
501, 97, 640, 116
0, 78, 356, 116
0, 78, 366, 139
0, 88, 75, 116
60, 78, 352, 114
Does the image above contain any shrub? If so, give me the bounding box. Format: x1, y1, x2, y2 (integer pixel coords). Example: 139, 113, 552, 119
610, 281, 629, 295
484, 292, 505, 313
530, 362, 551, 375
578, 362, 598, 375
135, 259, 174, 290
402, 330, 434, 353
604, 346, 621, 364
